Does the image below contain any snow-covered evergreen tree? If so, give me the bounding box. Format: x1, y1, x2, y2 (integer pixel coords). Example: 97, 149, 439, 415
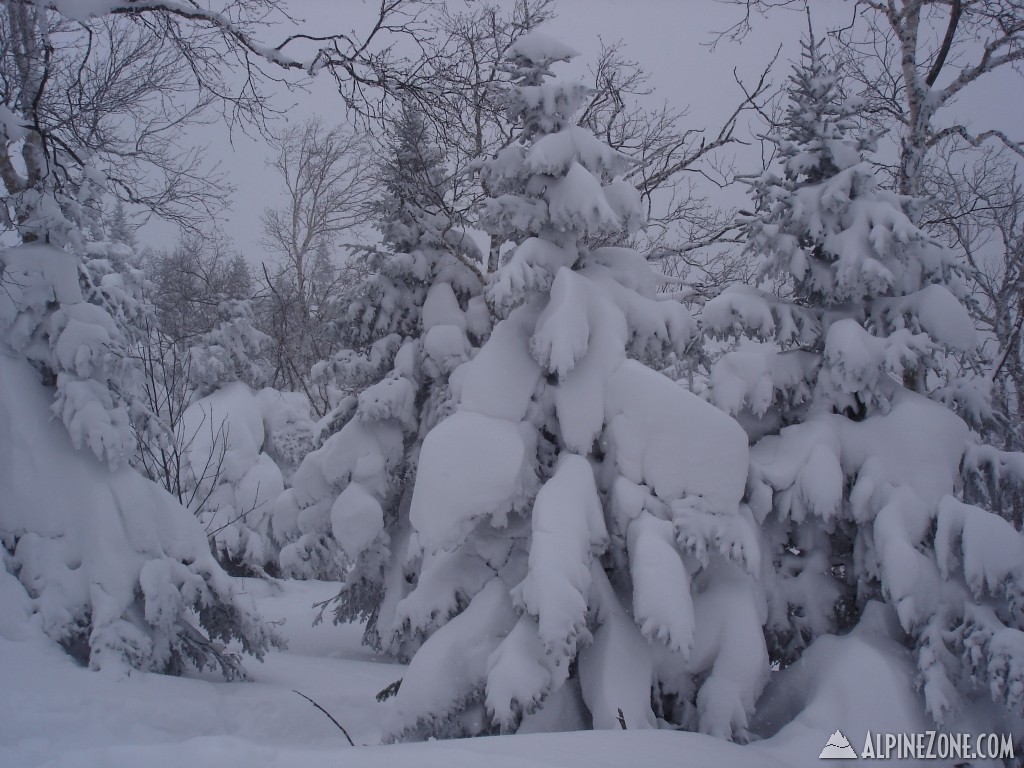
279, 105, 487, 585
0, 126, 279, 676
704, 38, 1024, 733
132, 299, 304, 579
107, 200, 137, 249
188, 299, 272, 398
0, 236, 280, 677
1, 235, 150, 471
376, 31, 769, 742
705, 36, 982, 431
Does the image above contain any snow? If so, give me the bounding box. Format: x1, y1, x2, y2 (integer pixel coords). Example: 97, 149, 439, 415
423, 324, 472, 374
511, 455, 607, 662
0, 572, 952, 768
458, 304, 542, 421
0, 580, 399, 765
485, 613, 553, 729
587, 273, 696, 359
0, 352, 274, 674
542, 161, 622, 235
749, 420, 844, 524
318, 418, 403, 496
899, 283, 978, 352
392, 546, 494, 640
481, 194, 547, 241
409, 410, 537, 553
820, 320, 934, 408
532, 267, 593, 379
179, 383, 289, 570
579, 565, 657, 731
486, 239, 576, 316
879, 499, 943, 632
464, 295, 492, 340
237, 454, 285, 528
0, 243, 83, 311
279, 410, 404, 580
601, 179, 644, 234
513, 82, 592, 130
183, 383, 265, 481
710, 348, 817, 418
627, 512, 695, 655
525, 126, 632, 179
750, 389, 968, 532
0, 102, 28, 142
655, 561, 770, 740
50, 302, 117, 377
552, 286, 627, 454
934, 496, 1024, 598
0, 600, 801, 766
330, 482, 385, 560
388, 578, 518, 739
507, 29, 580, 65
604, 360, 749, 511
703, 285, 777, 339
838, 390, 969, 507
255, 388, 316, 476
753, 602, 938, 767
421, 282, 467, 331
1, 244, 138, 468
357, 375, 418, 432
51, 375, 132, 468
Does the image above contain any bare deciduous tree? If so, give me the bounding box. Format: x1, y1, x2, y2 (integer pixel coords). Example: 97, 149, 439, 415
261, 119, 372, 319
132, 328, 230, 517
719, 0, 1024, 198
1, 0, 435, 240
0, 6, 226, 235
575, 40, 779, 298
259, 119, 374, 413
929, 144, 1024, 445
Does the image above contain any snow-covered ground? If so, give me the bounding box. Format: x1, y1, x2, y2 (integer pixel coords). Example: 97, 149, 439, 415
2, 578, 964, 768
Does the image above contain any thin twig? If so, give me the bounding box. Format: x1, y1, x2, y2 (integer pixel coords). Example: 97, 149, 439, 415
291, 689, 356, 746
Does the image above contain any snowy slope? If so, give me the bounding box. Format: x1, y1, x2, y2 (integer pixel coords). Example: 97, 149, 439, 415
0, 577, 961, 768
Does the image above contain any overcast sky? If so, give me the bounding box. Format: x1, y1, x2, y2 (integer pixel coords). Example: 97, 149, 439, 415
137, 0, 1024, 266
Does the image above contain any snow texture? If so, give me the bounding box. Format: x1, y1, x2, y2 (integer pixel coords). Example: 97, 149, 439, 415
512, 455, 607, 663
0, 352, 277, 676
410, 410, 537, 553
605, 360, 748, 512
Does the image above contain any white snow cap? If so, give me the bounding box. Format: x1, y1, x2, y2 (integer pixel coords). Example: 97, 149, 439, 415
508, 29, 580, 64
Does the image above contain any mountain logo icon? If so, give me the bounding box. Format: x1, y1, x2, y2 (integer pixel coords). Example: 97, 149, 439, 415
819, 729, 858, 759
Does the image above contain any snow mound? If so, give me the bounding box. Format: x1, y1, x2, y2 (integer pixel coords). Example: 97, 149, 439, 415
753, 602, 936, 766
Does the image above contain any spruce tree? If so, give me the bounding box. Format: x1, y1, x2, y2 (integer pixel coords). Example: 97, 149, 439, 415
278, 106, 488, 592
704, 38, 1024, 730
107, 200, 137, 249
378, 31, 769, 742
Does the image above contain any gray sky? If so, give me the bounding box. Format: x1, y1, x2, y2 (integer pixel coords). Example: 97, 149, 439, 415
137, 0, 816, 258
137, 0, 1024, 266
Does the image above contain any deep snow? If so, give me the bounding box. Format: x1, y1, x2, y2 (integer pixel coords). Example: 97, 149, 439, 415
1, 577, 979, 768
